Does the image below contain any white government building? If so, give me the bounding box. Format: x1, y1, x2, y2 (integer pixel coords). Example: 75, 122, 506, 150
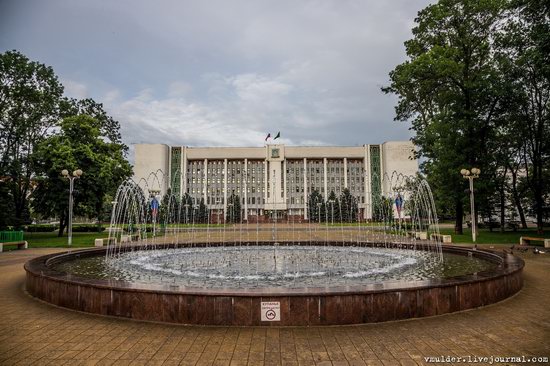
134, 141, 418, 221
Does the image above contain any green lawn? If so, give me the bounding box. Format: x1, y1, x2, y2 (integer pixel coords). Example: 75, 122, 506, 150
14, 226, 550, 248
438, 228, 550, 245
23, 231, 109, 248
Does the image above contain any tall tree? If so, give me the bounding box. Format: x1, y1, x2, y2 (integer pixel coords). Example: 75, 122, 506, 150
179, 193, 193, 224
225, 192, 242, 223
339, 188, 358, 223
32, 115, 132, 236
0, 182, 15, 229
0, 50, 64, 228
496, 0, 550, 233
326, 191, 341, 223
383, 0, 507, 233
60, 97, 126, 148
307, 189, 324, 223
197, 198, 208, 224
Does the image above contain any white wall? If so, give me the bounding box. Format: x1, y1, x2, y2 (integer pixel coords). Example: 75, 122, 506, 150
133, 144, 170, 195
381, 141, 418, 195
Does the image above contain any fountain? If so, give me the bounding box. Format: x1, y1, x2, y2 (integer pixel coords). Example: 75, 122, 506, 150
25, 172, 523, 326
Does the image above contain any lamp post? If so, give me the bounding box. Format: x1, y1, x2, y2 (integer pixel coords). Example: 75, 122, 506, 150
61, 169, 83, 246
183, 203, 190, 224
328, 199, 335, 225
317, 202, 322, 228
460, 167, 481, 242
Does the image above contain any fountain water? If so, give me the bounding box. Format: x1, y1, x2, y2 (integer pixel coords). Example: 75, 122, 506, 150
101, 171, 450, 287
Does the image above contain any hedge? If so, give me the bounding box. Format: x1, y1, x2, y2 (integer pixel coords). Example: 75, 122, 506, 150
25, 224, 106, 232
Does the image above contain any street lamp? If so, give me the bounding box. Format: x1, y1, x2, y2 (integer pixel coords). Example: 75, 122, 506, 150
461, 167, 480, 242
328, 199, 335, 225
61, 169, 83, 246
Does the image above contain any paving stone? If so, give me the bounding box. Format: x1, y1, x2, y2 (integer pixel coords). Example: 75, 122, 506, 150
0, 248, 549, 366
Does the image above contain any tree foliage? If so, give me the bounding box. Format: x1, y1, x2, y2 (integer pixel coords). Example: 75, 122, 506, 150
31, 115, 132, 236
326, 191, 341, 223
0, 50, 64, 228
225, 192, 242, 223
0, 50, 132, 232
494, 0, 550, 232
384, 0, 549, 233
339, 188, 358, 223
307, 189, 324, 222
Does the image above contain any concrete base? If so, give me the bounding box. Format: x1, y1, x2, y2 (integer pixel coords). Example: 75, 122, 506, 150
407, 231, 428, 240
94, 238, 117, 247
520, 236, 550, 248
0, 241, 28, 253
430, 234, 452, 243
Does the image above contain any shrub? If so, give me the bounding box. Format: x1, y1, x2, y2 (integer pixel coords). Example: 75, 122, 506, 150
25, 224, 57, 232
72, 225, 106, 232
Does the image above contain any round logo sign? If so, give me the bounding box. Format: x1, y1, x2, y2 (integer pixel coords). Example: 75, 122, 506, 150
265, 309, 276, 320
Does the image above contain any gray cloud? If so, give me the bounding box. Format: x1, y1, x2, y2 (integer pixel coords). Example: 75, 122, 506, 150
1, 0, 432, 158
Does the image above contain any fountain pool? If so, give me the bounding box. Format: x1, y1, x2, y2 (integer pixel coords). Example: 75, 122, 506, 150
25, 241, 523, 326
54, 245, 496, 288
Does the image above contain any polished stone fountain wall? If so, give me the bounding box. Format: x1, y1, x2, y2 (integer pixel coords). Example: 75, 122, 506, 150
25, 244, 523, 326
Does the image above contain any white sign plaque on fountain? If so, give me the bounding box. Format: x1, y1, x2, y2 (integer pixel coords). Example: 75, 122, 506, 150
261, 301, 280, 321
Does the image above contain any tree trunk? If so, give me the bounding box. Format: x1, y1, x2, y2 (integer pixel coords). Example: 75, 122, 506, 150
58, 210, 67, 237
535, 189, 544, 234
500, 184, 506, 233
510, 169, 527, 229
455, 200, 463, 234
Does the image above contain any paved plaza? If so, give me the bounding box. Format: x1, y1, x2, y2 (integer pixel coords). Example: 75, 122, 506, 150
0, 247, 549, 366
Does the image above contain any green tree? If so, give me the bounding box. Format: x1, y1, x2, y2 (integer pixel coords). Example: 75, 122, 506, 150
197, 198, 208, 224
326, 191, 341, 223
32, 115, 132, 236
60, 97, 126, 148
179, 193, 193, 223
0, 50, 64, 228
372, 195, 394, 223
383, 0, 508, 234
339, 188, 358, 223
225, 192, 242, 223
159, 188, 179, 227
0, 182, 15, 229
495, 0, 550, 233
307, 189, 324, 223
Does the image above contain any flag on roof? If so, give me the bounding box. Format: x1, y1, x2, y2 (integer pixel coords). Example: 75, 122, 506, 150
274, 131, 281, 140
265, 133, 271, 141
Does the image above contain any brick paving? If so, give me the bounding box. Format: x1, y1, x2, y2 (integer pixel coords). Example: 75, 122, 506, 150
0, 247, 549, 366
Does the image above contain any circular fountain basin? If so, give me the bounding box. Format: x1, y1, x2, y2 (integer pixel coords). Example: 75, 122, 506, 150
25, 242, 523, 326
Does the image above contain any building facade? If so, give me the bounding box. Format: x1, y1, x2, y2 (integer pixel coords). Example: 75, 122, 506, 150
133, 142, 418, 221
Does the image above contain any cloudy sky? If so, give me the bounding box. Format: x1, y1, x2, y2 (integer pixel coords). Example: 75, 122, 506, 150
1, 0, 431, 154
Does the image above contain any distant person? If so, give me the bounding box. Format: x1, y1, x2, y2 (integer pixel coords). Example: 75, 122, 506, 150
151, 197, 159, 221
395, 194, 404, 219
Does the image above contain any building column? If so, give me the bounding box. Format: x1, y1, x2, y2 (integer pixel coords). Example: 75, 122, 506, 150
167, 148, 172, 194
303, 158, 308, 220
264, 160, 268, 207
343, 157, 348, 189
364, 147, 370, 219
380, 144, 386, 196
323, 157, 328, 199
203, 159, 208, 204
283, 159, 287, 209
244, 159, 248, 221
223, 159, 228, 219
181, 146, 186, 200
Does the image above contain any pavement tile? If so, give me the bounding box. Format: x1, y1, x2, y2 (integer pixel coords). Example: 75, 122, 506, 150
0, 248, 548, 366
